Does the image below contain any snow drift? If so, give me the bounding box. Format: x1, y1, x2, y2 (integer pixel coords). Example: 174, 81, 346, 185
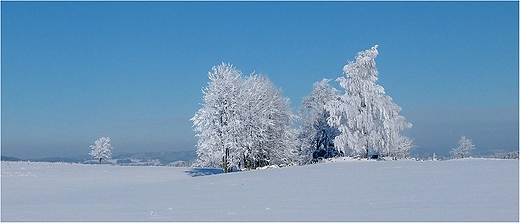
1, 158, 518, 221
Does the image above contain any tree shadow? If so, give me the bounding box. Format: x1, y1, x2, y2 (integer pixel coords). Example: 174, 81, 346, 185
184, 168, 223, 177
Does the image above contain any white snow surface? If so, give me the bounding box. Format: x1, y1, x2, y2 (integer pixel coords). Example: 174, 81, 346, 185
1, 158, 518, 221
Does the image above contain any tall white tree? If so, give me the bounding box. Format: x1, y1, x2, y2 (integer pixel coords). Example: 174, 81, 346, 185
298, 79, 341, 164
450, 136, 475, 159
89, 137, 113, 164
241, 74, 297, 168
191, 63, 243, 172
326, 45, 412, 158
254, 75, 297, 167
192, 63, 297, 171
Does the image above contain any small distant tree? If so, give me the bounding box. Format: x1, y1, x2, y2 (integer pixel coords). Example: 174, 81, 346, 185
450, 136, 475, 159
390, 135, 414, 159
89, 137, 113, 164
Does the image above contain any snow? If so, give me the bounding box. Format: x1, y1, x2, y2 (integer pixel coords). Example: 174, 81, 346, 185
192, 63, 296, 170
1, 158, 518, 221
327, 45, 413, 158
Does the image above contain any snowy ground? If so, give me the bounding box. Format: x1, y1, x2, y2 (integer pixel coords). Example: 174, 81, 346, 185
1, 158, 518, 221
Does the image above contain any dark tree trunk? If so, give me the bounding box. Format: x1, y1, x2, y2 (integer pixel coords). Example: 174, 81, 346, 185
222, 148, 230, 173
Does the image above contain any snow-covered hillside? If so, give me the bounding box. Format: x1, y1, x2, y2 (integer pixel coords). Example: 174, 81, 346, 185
1, 159, 518, 221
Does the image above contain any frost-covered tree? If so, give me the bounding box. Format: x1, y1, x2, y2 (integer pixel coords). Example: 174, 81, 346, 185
191, 63, 243, 172
89, 137, 113, 164
298, 79, 341, 164
326, 45, 412, 159
240, 74, 297, 168
390, 135, 414, 159
192, 63, 297, 171
450, 136, 475, 159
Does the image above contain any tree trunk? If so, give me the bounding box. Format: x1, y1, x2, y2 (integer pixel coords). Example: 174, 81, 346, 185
222, 148, 230, 173
98, 157, 102, 164
221, 157, 225, 172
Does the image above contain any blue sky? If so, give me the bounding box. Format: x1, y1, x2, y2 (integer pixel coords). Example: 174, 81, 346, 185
2, 2, 518, 159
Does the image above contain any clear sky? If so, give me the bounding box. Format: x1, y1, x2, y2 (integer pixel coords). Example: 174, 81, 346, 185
2, 2, 518, 159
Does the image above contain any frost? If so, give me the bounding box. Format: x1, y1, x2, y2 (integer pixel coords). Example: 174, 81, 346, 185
89, 137, 113, 164
325, 45, 413, 159
297, 79, 342, 164
191, 63, 296, 171
450, 136, 476, 159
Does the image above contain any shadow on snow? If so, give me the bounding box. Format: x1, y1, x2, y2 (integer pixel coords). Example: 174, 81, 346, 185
184, 168, 223, 177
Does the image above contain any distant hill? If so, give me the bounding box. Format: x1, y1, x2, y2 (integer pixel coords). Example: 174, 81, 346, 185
112, 150, 198, 166
1, 156, 23, 162
34, 154, 92, 163
1, 150, 198, 166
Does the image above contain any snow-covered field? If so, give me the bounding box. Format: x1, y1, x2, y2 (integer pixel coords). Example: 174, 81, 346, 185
1, 158, 518, 221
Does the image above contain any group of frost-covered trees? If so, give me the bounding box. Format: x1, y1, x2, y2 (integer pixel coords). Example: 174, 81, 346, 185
192, 45, 414, 171
191, 64, 297, 172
